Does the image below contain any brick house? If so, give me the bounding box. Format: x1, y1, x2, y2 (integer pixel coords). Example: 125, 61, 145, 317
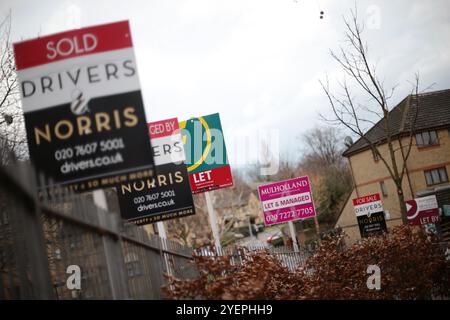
335, 89, 450, 242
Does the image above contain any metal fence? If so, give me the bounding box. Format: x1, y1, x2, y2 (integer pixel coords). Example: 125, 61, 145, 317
0, 162, 312, 300
194, 244, 312, 271
0, 162, 195, 300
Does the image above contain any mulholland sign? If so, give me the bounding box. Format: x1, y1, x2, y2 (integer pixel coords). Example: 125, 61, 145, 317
117, 118, 195, 225
13, 21, 154, 192
257, 176, 316, 226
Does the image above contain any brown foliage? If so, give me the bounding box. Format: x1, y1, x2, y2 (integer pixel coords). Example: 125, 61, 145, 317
163, 248, 305, 300
163, 225, 449, 300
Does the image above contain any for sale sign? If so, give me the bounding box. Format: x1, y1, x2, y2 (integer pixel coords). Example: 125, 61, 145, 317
352, 194, 384, 216
352, 193, 387, 238
406, 195, 440, 225
117, 118, 195, 225
257, 176, 316, 226
13, 21, 154, 192
179, 113, 233, 194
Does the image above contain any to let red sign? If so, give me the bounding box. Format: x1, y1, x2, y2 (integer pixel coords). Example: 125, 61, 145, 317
406, 195, 440, 225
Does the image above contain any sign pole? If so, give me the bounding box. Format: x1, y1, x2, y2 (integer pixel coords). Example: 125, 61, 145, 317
288, 221, 299, 252
314, 215, 321, 244
204, 191, 222, 253
156, 221, 172, 276
247, 215, 254, 238
93, 190, 108, 211
299, 220, 305, 246
93, 190, 129, 299
156, 221, 167, 238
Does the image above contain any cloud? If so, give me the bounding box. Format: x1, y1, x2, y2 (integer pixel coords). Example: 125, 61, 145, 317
41, 0, 82, 35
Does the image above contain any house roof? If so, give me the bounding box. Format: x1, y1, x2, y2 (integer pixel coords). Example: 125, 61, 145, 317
342, 88, 450, 157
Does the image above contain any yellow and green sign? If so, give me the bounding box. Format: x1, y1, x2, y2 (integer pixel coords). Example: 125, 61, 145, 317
180, 113, 233, 193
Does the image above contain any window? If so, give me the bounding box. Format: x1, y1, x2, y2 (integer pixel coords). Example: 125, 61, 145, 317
416, 130, 439, 147
380, 181, 388, 197
424, 167, 448, 186
0, 212, 8, 226
372, 149, 380, 161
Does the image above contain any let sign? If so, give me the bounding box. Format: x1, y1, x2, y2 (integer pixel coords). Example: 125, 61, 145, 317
258, 176, 316, 226
406, 195, 440, 225
180, 113, 233, 194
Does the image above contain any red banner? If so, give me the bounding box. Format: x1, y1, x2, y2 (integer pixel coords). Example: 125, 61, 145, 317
148, 118, 179, 139
13, 20, 132, 70
352, 193, 381, 206
188, 165, 233, 194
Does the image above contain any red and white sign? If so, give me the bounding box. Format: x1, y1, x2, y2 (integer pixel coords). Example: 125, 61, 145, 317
352, 193, 383, 217
188, 166, 233, 193
13, 21, 154, 192
148, 118, 185, 165
406, 195, 440, 225
14, 21, 139, 113
352, 193, 387, 237
257, 176, 316, 226
117, 117, 195, 225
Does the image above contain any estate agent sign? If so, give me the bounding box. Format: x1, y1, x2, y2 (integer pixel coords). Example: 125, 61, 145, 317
257, 176, 316, 226
179, 113, 233, 194
117, 118, 195, 225
406, 195, 440, 225
352, 193, 387, 238
13, 21, 154, 191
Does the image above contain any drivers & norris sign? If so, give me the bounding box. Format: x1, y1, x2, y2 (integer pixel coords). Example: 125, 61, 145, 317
352, 193, 387, 238
13, 20, 154, 192
117, 118, 195, 225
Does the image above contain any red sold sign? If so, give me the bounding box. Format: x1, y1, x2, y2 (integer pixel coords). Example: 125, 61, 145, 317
13, 21, 154, 192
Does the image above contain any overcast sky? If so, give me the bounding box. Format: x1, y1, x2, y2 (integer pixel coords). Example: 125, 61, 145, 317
2, 0, 450, 168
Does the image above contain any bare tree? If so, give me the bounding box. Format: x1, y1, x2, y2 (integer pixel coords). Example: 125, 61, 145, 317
0, 12, 27, 165
165, 215, 196, 247
319, 8, 424, 224
300, 127, 352, 227
164, 195, 211, 247
301, 127, 349, 171
212, 170, 253, 244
